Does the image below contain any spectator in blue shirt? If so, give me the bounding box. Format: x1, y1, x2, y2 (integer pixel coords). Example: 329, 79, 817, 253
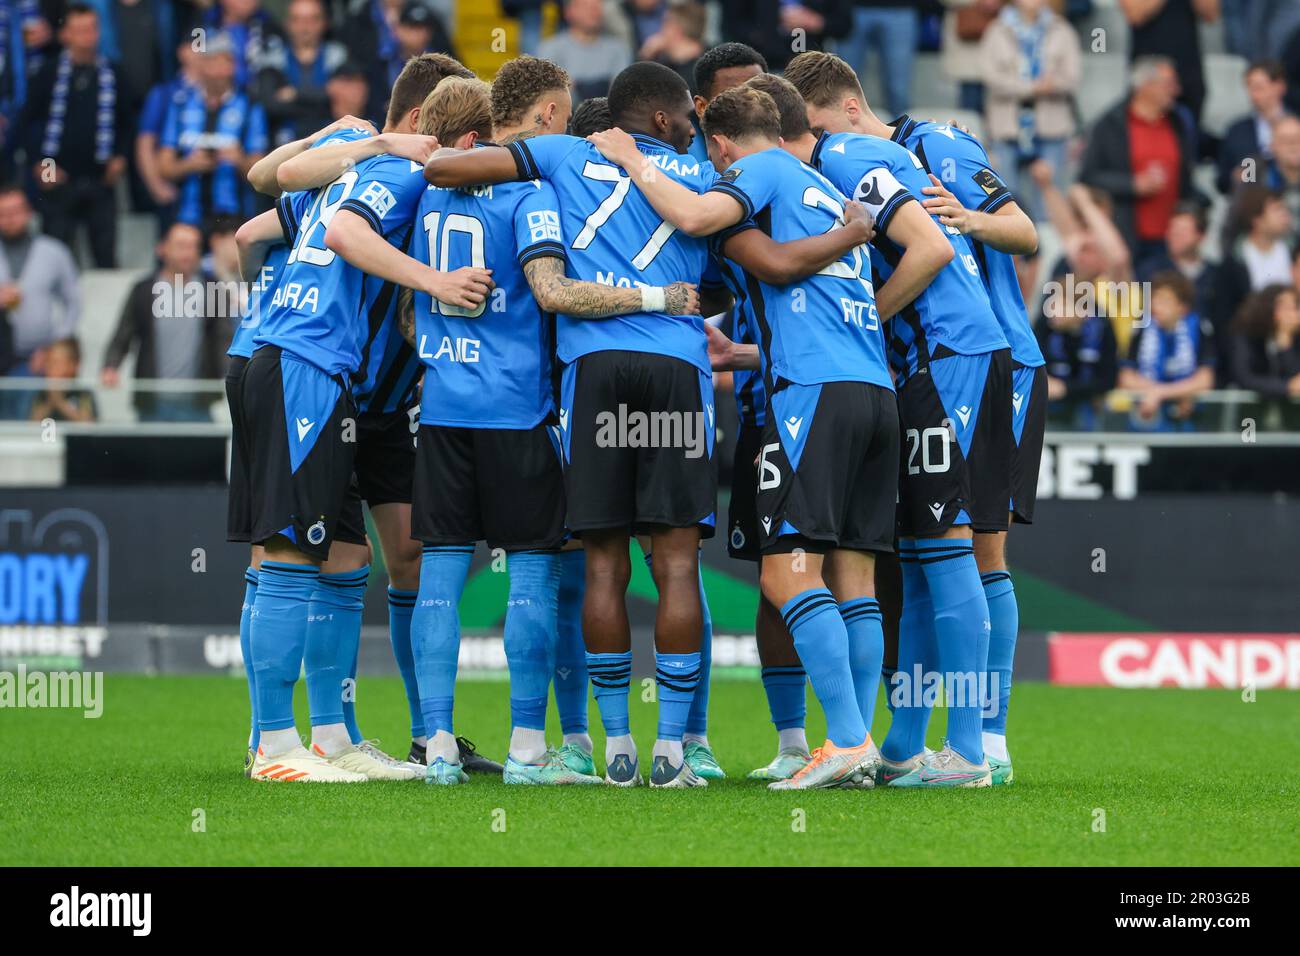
135, 38, 201, 223
157, 32, 268, 227
1120, 270, 1216, 430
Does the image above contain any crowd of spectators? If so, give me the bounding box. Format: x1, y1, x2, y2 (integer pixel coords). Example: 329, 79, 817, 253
0, 0, 1299, 430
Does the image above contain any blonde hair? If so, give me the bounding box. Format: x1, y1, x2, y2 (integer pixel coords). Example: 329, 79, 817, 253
418, 76, 494, 145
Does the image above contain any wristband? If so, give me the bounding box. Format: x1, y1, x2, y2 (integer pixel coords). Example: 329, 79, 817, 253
641, 286, 667, 313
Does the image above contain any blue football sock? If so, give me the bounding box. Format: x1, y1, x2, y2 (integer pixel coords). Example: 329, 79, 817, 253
250, 562, 320, 733
504, 551, 561, 732
882, 540, 939, 761
239, 567, 259, 749
304, 566, 368, 733
981, 571, 1018, 737
586, 650, 632, 737
840, 597, 884, 733
916, 537, 991, 765
760, 666, 807, 731
655, 651, 701, 741
881, 666, 898, 714
387, 588, 424, 739
553, 549, 589, 735
684, 565, 713, 737
410, 545, 474, 738
780, 589, 865, 748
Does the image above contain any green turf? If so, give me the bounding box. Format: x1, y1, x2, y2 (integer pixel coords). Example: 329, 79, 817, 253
3, 675, 1297, 866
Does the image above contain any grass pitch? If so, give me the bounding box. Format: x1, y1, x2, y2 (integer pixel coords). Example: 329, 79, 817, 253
3, 675, 1297, 866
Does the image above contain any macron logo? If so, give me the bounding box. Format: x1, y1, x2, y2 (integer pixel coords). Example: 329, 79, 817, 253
761, 516, 772, 533
296, 417, 315, 442
830, 142, 846, 154
784, 415, 803, 440
928, 502, 945, 521
558, 408, 569, 431
954, 405, 972, 429
1012, 392, 1024, 416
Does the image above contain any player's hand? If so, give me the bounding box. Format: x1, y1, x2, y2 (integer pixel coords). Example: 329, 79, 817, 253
922, 173, 971, 232
705, 322, 737, 372
1047, 375, 1067, 401
840, 199, 875, 242
381, 133, 439, 164
427, 266, 494, 311
664, 282, 700, 316
310, 115, 377, 144
586, 128, 642, 171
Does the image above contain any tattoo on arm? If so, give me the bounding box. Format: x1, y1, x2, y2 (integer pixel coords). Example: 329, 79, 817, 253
523, 255, 646, 318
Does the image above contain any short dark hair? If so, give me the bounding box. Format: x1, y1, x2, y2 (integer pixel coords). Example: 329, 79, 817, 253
1170, 199, 1207, 234
608, 61, 690, 126
387, 53, 474, 128
569, 96, 612, 137
693, 41, 767, 98
702, 86, 781, 144
205, 213, 242, 239
62, 3, 97, 23
1150, 270, 1195, 308
1245, 58, 1284, 82
745, 74, 809, 141
491, 55, 571, 130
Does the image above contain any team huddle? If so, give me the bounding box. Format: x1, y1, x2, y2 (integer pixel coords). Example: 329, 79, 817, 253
226, 40, 1045, 790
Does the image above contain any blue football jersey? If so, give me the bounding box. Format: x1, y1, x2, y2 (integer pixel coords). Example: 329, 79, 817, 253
890, 115, 1044, 368
228, 191, 310, 359
409, 166, 567, 429
255, 129, 427, 378
810, 131, 1007, 378
707, 147, 892, 390
507, 133, 718, 373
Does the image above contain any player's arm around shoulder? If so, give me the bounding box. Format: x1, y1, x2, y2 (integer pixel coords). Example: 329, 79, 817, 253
424, 145, 524, 188
721, 200, 876, 286
522, 255, 699, 319
872, 196, 955, 322
324, 209, 493, 312
586, 128, 743, 237
921, 172, 1038, 256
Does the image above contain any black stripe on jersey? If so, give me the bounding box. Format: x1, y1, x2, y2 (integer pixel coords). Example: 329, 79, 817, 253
977, 189, 1013, 215
276, 195, 297, 244
517, 240, 565, 267
366, 332, 416, 414
875, 191, 918, 236
743, 206, 779, 399
889, 115, 917, 145
507, 140, 538, 181
355, 222, 416, 404
708, 181, 753, 220
810, 130, 830, 168
873, 237, 928, 372
340, 198, 384, 234
913, 137, 932, 175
